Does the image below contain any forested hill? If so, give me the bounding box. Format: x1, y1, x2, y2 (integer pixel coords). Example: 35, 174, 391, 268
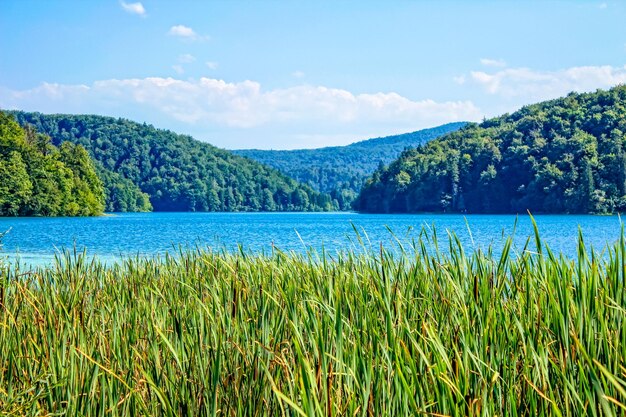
0, 112, 105, 216
234, 122, 466, 208
11, 112, 337, 212
354, 86, 626, 214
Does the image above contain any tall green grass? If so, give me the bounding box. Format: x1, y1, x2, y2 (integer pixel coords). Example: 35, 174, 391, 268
1, 224, 625, 416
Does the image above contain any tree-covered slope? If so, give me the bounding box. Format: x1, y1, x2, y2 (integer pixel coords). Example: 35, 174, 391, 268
354, 86, 626, 214
234, 122, 466, 208
96, 167, 152, 213
0, 112, 105, 216
11, 112, 336, 212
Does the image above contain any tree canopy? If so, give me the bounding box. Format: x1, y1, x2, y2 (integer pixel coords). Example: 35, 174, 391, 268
0, 112, 105, 216
11, 112, 336, 212
235, 122, 465, 209
354, 86, 626, 214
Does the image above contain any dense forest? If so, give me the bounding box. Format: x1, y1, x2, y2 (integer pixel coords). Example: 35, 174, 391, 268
354, 86, 626, 214
11, 112, 336, 212
96, 167, 152, 213
0, 112, 104, 216
235, 122, 465, 209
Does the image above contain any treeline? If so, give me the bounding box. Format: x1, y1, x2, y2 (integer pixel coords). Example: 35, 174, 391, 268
354, 86, 626, 214
11, 112, 336, 212
0, 112, 104, 216
235, 122, 465, 209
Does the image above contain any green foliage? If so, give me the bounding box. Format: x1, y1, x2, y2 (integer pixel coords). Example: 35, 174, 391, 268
355, 86, 626, 213
235, 123, 466, 209
1, 228, 626, 415
11, 112, 337, 212
0, 151, 32, 215
0, 112, 104, 216
97, 167, 152, 212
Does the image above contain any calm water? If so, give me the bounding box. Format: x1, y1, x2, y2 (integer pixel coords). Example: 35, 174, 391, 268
0, 212, 623, 267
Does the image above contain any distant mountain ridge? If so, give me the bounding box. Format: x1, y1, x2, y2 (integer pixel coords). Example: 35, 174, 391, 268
234, 122, 467, 208
10, 112, 337, 212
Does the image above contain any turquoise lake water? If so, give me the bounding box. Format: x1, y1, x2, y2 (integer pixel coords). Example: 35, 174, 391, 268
0, 212, 623, 267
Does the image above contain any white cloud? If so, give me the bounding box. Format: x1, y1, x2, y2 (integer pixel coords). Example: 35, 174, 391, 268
5, 82, 90, 102
292, 71, 305, 79
468, 64, 626, 100
480, 58, 507, 68
453, 75, 466, 85
178, 54, 196, 64
0, 77, 481, 148
599, 2, 608, 9
120, 1, 146, 16
168, 25, 195, 38
205, 61, 218, 70
172, 65, 185, 75
168, 25, 208, 41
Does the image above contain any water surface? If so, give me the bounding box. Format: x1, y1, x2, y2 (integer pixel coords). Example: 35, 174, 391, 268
0, 212, 622, 267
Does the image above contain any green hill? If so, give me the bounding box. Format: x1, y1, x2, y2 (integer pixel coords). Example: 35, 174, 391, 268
234, 122, 466, 209
0, 112, 105, 216
10, 112, 336, 212
354, 86, 626, 214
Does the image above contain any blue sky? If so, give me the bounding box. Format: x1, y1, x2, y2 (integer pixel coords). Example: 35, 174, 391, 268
1, 1, 625, 149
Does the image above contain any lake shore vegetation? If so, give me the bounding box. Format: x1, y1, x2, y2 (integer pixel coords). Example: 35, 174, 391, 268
1, 224, 625, 415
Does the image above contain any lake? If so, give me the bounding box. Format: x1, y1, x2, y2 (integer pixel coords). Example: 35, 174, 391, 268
0, 212, 623, 267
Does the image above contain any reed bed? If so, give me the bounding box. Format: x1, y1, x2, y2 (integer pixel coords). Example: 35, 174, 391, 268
1, 223, 625, 416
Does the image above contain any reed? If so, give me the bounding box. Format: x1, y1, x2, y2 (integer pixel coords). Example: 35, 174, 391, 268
1, 223, 625, 416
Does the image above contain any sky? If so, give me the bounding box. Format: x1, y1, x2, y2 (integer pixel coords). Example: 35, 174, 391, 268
1, 1, 626, 150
